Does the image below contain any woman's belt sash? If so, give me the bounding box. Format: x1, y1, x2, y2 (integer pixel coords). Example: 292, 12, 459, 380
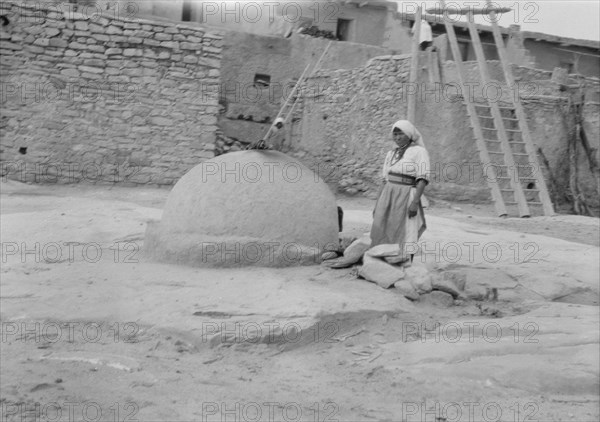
388, 172, 416, 187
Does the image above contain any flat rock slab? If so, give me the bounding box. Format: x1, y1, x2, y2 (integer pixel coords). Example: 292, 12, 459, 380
419, 290, 455, 307
359, 254, 405, 289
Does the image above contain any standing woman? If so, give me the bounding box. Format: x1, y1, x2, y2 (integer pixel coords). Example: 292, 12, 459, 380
368, 120, 431, 264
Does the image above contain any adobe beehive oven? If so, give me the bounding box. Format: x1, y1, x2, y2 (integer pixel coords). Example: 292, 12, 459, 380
145, 151, 339, 267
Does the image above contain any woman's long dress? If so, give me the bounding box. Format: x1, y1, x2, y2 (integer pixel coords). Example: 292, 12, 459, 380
368, 145, 431, 261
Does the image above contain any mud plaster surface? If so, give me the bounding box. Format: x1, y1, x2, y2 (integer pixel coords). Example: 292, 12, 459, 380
1, 181, 598, 421
145, 151, 339, 267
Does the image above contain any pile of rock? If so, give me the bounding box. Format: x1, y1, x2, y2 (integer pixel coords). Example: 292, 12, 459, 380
323, 235, 509, 307
299, 26, 337, 40
214, 130, 246, 156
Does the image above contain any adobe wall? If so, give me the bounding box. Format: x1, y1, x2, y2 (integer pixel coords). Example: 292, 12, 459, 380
218, 31, 391, 147
0, 1, 222, 185
524, 39, 600, 78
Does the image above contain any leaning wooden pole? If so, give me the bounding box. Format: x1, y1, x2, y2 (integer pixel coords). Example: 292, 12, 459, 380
407, 6, 422, 123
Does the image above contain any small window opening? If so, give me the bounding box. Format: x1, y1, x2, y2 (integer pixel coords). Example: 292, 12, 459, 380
18, 147, 27, 155
526, 182, 536, 190
559, 61, 574, 74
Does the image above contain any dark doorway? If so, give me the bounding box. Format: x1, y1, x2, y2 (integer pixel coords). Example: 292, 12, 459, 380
182, 0, 192, 22
336, 19, 352, 41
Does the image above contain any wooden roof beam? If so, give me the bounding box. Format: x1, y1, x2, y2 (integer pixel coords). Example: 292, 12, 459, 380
425, 6, 512, 15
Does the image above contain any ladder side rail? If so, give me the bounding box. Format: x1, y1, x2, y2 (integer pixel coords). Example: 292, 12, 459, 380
486, 0, 555, 215
465, 12, 530, 217
439, 0, 507, 216
407, 7, 422, 122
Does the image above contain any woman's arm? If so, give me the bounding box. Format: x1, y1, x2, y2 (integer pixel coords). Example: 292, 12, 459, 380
408, 179, 427, 218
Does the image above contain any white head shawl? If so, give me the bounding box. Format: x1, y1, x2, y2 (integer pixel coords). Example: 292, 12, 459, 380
391, 120, 426, 148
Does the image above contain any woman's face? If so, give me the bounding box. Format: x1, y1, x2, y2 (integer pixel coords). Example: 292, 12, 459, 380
393, 128, 411, 148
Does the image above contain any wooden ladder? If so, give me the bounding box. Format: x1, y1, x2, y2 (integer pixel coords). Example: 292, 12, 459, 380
436, 0, 554, 217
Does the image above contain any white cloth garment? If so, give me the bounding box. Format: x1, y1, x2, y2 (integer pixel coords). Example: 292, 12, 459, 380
412, 19, 433, 43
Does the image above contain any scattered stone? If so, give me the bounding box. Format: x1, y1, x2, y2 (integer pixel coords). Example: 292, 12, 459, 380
339, 235, 357, 252
393, 280, 420, 300
419, 291, 455, 307
341, 235, 371, 264
322, 251, 338, 261
359, 255, 405, 289
442, 270, 467, 291
448, 268, 519, 300
30, 383, 54, 392
464, 282, 488, 300
404, 265, 433, 294
432, 274, 462, 298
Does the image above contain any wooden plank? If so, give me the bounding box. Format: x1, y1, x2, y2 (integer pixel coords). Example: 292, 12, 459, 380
485, 0, 555, 216
407, 7, 422, 123
439, 0, 507, 217
465, 12, 530, 217
426, 6, 512, 15
262, 41, 332, 143
284, 41, 333, 123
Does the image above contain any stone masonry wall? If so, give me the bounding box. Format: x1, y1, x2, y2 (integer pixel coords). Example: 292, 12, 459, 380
0, 1, 222, 186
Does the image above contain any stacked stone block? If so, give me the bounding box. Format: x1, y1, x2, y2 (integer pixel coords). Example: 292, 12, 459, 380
0, 1, 222, 186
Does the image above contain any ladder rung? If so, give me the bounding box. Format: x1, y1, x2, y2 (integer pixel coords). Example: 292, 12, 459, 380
508, 141, 525, 144
481, 127, 497, 130
484, 139, 500, 142
477, 115, 494, 119
497, 176, 536, 180
503, 118, 519, 121
502, 188, 539, 193
512, 153, 529, 156
489, 151, 504, 154
526, 201, 543, 205
467, 103, 515, 111
505, 129, 522, 133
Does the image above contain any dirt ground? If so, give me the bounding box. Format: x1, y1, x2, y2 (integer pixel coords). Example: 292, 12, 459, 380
1, 181, 599, 422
